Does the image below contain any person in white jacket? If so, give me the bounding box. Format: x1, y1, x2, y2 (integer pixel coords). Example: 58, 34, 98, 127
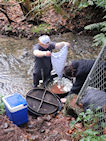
33, 35, 70, 87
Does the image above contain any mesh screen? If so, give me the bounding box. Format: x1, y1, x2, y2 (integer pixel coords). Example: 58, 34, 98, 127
76, 45, 106, 134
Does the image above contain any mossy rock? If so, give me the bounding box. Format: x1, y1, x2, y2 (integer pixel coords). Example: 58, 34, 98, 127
63, 94, 84, 118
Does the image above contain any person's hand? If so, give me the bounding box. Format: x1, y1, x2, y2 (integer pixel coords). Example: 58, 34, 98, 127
45, 51, 51, 56
65, 42, 70, 48
55, 42, 70, 49
60, 98, 67, 103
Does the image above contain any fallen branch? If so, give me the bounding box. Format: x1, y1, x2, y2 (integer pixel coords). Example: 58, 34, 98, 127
0, 0, 24, 6
0, 7, 14, 24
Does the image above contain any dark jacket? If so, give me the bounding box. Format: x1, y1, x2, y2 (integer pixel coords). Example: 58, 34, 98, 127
64, 59, 95, 94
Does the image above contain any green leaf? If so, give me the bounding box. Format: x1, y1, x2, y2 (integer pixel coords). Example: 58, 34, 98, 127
88, 0, 94, 5
92, 33, 106, 46
86, 109, 93, 115
84, 129, 99, 136
100, 135, 106, 141
0, 103, 4, 109
70, 120, 77, 128
103, 15, 106, 19
101, 122, 106, 128
79, 138, 86, 141
76, 117, 82, 122
101, 27, 106, 32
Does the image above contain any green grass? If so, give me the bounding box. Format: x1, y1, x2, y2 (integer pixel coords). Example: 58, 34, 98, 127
0, 94, 5, 115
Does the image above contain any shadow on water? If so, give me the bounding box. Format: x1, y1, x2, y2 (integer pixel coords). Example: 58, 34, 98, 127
0, 33, 101, 96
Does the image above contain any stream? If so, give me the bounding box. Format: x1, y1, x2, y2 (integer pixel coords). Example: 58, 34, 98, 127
0, 33, 101, 97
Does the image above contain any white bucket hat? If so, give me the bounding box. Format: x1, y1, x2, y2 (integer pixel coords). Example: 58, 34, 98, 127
39, 35, 51, 45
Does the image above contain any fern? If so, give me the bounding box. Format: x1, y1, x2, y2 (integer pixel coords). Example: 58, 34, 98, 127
103, 15, 106, 19
101, 27, 106, 32
94, 0, 106, 10
93, 33, 106, 46
85, 22, 106, 30
85, 23, 99, 30
85, 21, 106, 46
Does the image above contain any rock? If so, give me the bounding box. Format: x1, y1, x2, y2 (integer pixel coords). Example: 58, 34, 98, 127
40, 129, 45, 133
29, 135, 38, 141
44, 131, 60, 141
3, 122, 9, 129
26, 129, 34, 134
27, 124, 35, 128
4, 128, 14, 133
63, 94, 83, 118
43, 115, 52, 121
59, 139, 69, 141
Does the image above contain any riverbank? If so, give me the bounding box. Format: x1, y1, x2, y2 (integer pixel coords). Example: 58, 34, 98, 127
0, 1, 105, 39
0, 110, 72, 141
0, 33, 102, 140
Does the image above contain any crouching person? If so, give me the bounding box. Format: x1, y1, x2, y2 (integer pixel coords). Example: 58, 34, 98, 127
61, 59, 95, 103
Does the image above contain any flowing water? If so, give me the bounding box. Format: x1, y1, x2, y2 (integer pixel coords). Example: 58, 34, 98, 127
0, 33, 101, 96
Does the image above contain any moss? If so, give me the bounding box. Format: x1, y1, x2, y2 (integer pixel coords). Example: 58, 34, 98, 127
31, 23, 51, 34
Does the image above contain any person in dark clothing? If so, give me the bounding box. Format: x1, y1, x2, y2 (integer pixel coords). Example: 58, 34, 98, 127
33, 35, 70, 87
61, 59, 95, 103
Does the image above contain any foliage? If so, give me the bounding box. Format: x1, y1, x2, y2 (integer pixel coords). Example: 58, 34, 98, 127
4, 25, 12, 32
1, 0, 106, 45
92, 33, 106, 46
59, 0, 106, 10
70, 108, 106, 140
0, 94, 5, 115
85, 21, 106, 46
30, 0, 70, 19
31, 23, 51, 34
81, 0, 106, 47
94, 0, 106, 9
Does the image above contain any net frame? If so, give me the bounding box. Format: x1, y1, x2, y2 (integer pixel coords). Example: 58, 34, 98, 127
76, 45, 106, 134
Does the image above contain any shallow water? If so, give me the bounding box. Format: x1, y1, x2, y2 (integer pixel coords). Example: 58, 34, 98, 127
0, 33, 101, 96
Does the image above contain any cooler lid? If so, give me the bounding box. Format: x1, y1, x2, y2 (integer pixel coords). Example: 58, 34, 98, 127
2, 93, 27, 112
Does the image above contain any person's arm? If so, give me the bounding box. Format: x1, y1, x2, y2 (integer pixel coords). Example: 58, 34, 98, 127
33, 50, 51, 57
69, 77, 86, 95
55, 41, 70, 49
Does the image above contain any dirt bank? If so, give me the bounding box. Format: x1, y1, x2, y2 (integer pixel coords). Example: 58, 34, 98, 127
0, 109, 73, 141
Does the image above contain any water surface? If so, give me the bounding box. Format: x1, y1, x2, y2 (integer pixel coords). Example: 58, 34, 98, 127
0, 33, 101, 96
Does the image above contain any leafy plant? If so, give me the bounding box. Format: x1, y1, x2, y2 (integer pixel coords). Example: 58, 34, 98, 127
85, 21, 106, 46
80, 129, 106, 141
19, 0, 106, 46
31, 23, 51, 34
0, 94, 5, 115
70, 108, 106, 141
83, 0, 106, 47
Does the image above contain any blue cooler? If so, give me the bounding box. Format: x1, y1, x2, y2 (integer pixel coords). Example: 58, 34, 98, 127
2, 93, 28, 126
